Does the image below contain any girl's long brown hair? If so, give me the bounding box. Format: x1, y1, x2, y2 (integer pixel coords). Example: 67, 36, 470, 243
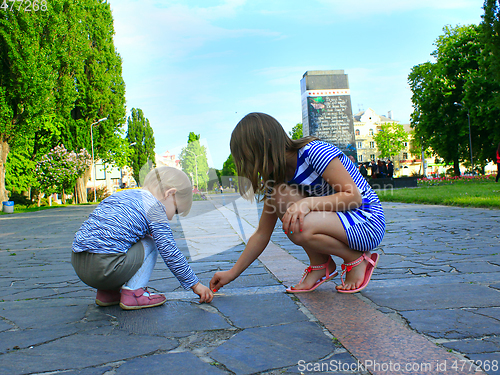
230, 112, 317, 200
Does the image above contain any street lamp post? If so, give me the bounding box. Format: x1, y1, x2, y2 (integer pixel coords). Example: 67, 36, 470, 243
90, 116, 108, 202
454, 102, 474, 174
185, 149, 202, 189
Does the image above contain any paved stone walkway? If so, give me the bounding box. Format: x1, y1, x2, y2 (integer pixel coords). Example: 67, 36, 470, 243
0, 195, 499, 374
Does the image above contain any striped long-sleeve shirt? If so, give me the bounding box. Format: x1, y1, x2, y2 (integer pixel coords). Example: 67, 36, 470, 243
72, 189, 199, 289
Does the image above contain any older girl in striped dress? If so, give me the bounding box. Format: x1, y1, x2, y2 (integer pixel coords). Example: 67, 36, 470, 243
210, 113, 385, 293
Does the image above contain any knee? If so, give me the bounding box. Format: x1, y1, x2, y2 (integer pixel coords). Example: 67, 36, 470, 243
288, 228, 312, 247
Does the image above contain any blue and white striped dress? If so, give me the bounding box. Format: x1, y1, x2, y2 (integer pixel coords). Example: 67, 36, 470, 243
288, 140, 385, 251
72, 189, 199, 289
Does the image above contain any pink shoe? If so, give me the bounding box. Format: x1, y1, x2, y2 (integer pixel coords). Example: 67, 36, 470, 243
95, 290, 121, 307
337, 252, 379, 294
286, 257, 338, 293
119, 287, 167, 310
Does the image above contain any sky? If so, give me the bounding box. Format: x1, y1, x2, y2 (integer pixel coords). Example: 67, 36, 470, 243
107, 0, 485, 170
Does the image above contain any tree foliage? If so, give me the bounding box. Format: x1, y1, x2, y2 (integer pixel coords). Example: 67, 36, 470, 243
408, 25, 483, 175
0, 7, 55, 201
373, 123, 408, 159
126, 108, 156, 186
180, 132, 208, 189
221, 154, 237, 177
289, 123, 303, 140
469, 0, 500, 165
0, 0, 127, 202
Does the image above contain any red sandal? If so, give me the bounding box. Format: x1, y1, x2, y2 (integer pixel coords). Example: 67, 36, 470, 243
286, 257, 338, 293
337, 252, 379, 293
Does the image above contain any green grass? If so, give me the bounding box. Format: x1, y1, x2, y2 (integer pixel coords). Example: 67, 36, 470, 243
0, 202, 97, 215
377, 179, 500, 209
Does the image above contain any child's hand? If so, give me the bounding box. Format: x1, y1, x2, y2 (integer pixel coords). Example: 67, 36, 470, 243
282, 199, 311, 235
209, 270, 235, 292
191, 282, 214, 303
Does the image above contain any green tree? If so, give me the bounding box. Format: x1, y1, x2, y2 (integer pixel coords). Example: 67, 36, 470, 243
180, 132, 208, 190
408, 25, 482, 176
0, 8, 56, 202
465, 0, 500, 169
0, 0, 127, 203
68, 0, 127, 202
221, 154, 237, 177
373, 123, 408, 159
126, 108, 156, 186
482, 0, 500, 102
289, 123, 303, 140
5, 145, 37, 198
219, 153, 238, 190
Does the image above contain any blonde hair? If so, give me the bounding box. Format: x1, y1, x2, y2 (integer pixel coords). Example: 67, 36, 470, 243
230, 112, 317, 200
142, 166, 193, 216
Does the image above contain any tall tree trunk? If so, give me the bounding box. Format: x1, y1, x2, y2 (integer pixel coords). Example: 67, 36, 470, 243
76, 167, 91, 204
454, 159, 461, 176
61, 189, 66, 204
74, 185, 78, 204
0, 138, 10, 203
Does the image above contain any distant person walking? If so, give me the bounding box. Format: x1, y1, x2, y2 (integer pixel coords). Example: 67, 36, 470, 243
370, 160, 378, 178
377, 160, 387, 178
359, 163, 368, 179
387, 160, 394, 178
496, 143, 500, 183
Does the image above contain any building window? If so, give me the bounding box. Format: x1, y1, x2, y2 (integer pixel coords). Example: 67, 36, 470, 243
404, 142, 408, 147
369, 129, 374, 136
370, 154, 375, 160
359, 155, 363, 162
355, 129, 360, 136
357, 141, 363, 149
403, 152, 408, 160
369, 141, 375, 148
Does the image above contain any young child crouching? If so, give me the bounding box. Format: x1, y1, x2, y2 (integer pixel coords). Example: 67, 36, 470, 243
71, 166, 213, 309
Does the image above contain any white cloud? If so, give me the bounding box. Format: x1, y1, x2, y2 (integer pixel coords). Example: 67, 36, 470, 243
110, 0, 280, 66
316, 0, 480, 16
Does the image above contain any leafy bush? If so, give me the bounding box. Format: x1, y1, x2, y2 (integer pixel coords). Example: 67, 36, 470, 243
7, 191, 34, 206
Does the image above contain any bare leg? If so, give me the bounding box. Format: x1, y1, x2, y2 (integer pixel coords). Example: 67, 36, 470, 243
268, 184, 371, 291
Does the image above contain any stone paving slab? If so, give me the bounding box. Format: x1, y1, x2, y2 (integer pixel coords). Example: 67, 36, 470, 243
209, 321, 338, 375
210, 292, 308, 329
115, 352, 228, 375
363, 283, 500, 311
1, 330, 178, 375
400, 309, 500, 339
